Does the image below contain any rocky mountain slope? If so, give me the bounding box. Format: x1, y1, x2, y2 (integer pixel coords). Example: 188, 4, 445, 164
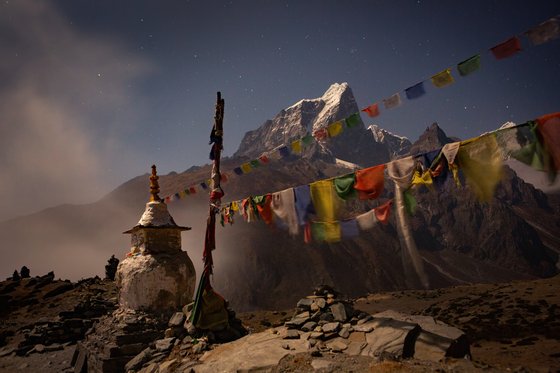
0, 83, 558, 313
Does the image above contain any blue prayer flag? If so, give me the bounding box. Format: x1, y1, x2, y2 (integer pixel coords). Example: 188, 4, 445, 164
279, 146, 290, 158
405, 82, 426, 100
233, 167, 243, 175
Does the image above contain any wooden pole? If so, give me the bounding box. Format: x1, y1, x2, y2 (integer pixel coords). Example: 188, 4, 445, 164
190, 92, 225, 326
202, 91, 225, 277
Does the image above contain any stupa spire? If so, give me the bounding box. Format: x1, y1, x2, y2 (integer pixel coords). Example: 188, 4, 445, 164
149, 164, 161, 202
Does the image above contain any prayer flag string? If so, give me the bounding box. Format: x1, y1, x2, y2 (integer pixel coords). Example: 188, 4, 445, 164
162, 14, 558, 203
216, 112, 559, 244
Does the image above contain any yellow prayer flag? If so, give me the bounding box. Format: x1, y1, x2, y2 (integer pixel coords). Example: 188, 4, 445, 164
291, 139, 302, 153
241, 163, 252, 174
179, 190, 187, 198
431, 68, 454, 88
457, 134, 503, 202
310, 180, 339, 221
411, 170, 433, 187
327, 121, 343, 138
231, 201, 239, 211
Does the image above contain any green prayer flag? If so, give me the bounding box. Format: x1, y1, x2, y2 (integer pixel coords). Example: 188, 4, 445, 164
250, 159, 260, 168
457, 54, 481, 77
302, 133, 314, 145
333, 174, 357, 200
345, 113, 361, 128
403, 190, 417, 215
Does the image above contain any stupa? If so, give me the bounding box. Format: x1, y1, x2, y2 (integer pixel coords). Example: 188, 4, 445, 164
116, 165, 196, 314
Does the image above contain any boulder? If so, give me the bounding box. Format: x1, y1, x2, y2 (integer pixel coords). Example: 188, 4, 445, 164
372, 310, 470, 360
361, 318, 420, 358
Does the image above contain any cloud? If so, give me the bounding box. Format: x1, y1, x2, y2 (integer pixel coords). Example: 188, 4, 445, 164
0, 0, 151, 221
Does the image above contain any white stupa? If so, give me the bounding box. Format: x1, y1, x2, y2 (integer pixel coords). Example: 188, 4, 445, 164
116, 165, 196, 314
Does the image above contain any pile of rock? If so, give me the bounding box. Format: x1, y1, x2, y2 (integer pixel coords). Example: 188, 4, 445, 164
277, 286, 470, 362
74, 308, 167, 373
125, 300, 248, 372
0, 275, 117, 357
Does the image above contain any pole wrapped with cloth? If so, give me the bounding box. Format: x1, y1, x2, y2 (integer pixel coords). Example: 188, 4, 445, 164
190, 92, 230, 331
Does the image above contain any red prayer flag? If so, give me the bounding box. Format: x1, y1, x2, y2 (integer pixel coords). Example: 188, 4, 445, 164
189, 187, 197, 194
536, 112, 560, 171
354, 164, 386, 200
313, 128, 328, 141
259, 155, 270, 164
374, 199, 393, 224
221, 173, 228, 182
361, 103, 380, 118
490, 37, 522, 60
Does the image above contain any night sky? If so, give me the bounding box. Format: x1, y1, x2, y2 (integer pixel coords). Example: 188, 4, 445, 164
1, 0, 559, 221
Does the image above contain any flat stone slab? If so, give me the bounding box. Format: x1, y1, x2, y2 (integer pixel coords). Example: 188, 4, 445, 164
361, 318, 419, 358
194, 330, 309, 373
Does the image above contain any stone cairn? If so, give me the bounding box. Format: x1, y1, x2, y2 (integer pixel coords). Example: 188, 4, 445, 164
123, 300, 247, 372
277, 285, 470, 362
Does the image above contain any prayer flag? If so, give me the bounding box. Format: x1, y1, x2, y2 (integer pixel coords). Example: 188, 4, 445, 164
179, 190, 187, 198
279, 146, 290, 158
411, 170, 433, 187
291, 139, 302, 153
241, 163, 252, 173
301, 133, 314, 145
374, 199, 393, 224
294, 185, 315, 226
253, 194, 273, 225
403, 190, 417, 215
442, 142, 460, 165
184, 189, 190, 195
310, 180, 339, 222
313, 128, 328, 141
189, 187, 197, 194
387, 156, 415, 190
250, 159, 260, 168
490, 37, 521, 60
457, 134, 503, 202
526, 17, 559, 45
356, 209, 378, 230
333, 174, 357, 200
271, 188, 298, 235
361, 104, 380, 118
405, 82, 425, 100
174, 193, 181, 200
164, 196, 171, 203
383, 93, 402, 109
340, 219, 359, 239
327, 121, 343, 138
345, 113, 362, 128
221, 173, 228, 182
311, 222, 341, 243
233, 167, 243, 175
354, 164, 385, 200
536, 112, 560, 175
431, 68, 454, 88
200, 182, 208, 190
259, 155, 270, 164
457, 54, 481, 77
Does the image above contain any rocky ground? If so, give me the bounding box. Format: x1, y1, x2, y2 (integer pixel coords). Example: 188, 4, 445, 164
0, 274, 559, 372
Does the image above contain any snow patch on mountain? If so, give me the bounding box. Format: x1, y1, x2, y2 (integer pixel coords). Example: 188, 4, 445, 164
367, 124, 411, 158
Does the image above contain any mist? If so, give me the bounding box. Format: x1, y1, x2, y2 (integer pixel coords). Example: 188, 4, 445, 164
0, 0, 151, 222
